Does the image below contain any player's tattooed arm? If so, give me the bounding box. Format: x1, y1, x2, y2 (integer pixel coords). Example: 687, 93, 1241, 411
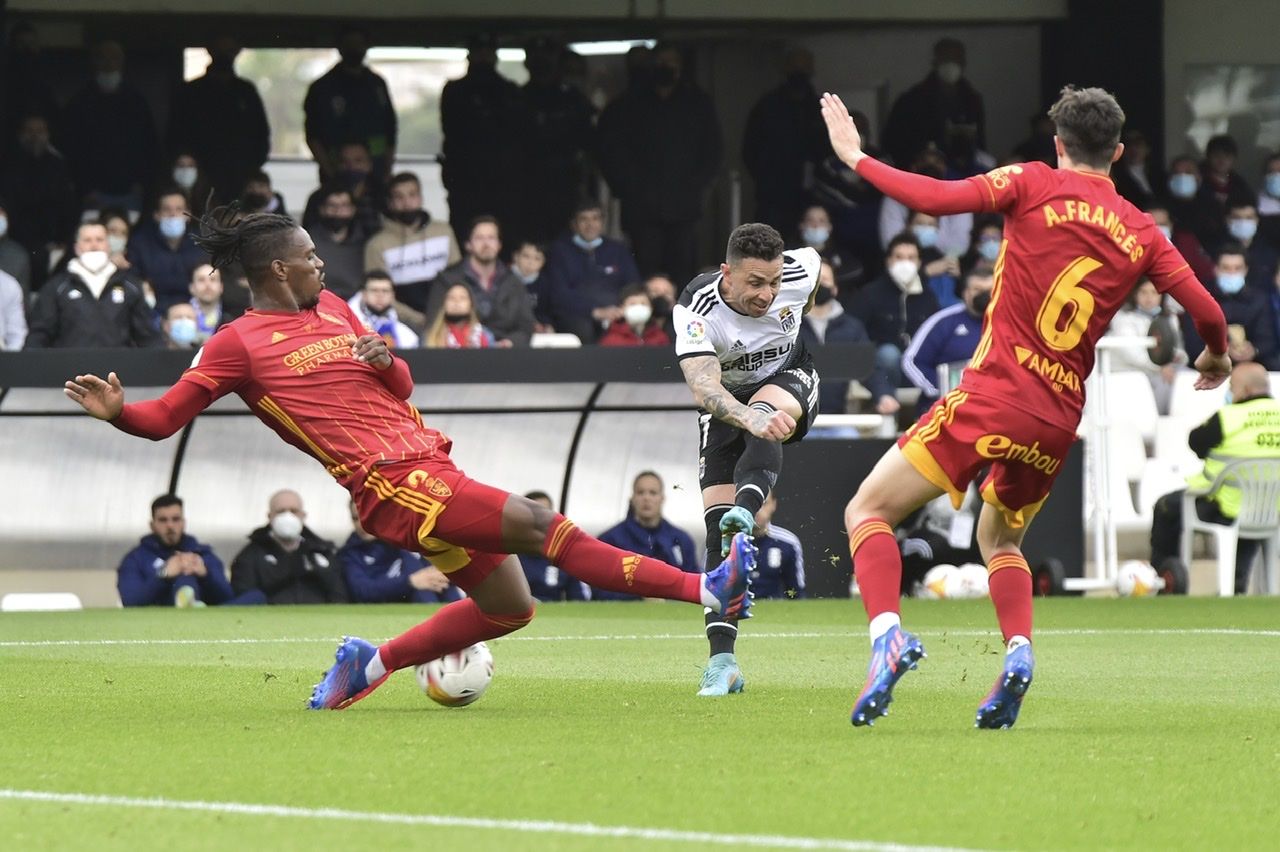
679, 355, 760, 433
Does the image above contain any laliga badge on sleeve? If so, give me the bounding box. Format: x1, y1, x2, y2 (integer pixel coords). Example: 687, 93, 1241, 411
685, 319, 706, 342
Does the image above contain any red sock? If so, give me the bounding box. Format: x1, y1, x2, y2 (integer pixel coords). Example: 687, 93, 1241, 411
987, 553, 1033, 643
849, 518, 901, 621
544, 516, 703, 604
378, 599, 534, 672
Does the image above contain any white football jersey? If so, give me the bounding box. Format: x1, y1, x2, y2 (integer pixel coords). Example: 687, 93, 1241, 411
673, 247, 821, 392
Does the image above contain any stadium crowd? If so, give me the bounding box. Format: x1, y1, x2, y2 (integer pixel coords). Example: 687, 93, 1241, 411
6, 27, 1280, 421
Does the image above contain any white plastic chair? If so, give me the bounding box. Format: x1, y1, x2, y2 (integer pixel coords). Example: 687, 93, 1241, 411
1110, 420, 1148, 485
1180, 457, 1280, 596
1153, 415, 1202, 478
1102, 372, 1160, 443
1138, 458, 1186, 518
1169, 370, 1222, 424
530, 332, 583, 349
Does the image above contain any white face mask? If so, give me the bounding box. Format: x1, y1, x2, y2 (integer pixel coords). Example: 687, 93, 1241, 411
888, 259, 919, 288
936, 62, 963, 85
270, 511, 303, 541
79, 250, 110, 271
173, 166, 198, 189
108, 234, 128, 255
97, 71, 123, 93
0, 215, 8, 239
623, 303, 653, 327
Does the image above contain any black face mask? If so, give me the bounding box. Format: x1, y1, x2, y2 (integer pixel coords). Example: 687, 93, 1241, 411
389, 209, 421, 226
319, 215, 353, 234
654, 66, 677, 87
242, 191, 270, 210
444, 313, 470, 324
814, 286, 836, 306
970, 291, 992, 316
649, 296, 672, 318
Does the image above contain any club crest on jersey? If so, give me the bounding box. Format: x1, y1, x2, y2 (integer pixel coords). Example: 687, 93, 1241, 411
684, 319, 707, 342
778, 306, 796, 332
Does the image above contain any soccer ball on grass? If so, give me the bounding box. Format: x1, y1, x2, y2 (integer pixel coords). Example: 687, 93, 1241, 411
415, 641, 494, 706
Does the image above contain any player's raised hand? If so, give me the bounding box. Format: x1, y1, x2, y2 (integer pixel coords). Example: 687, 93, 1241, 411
749, 408, 797, 442
820, 92, 865, 168
352, 333, 393, 369
1192, 349, 1231, 390
64, 371, 125, 421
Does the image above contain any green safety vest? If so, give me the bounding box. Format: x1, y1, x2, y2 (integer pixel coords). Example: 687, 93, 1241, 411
1186, 396, 1280, 518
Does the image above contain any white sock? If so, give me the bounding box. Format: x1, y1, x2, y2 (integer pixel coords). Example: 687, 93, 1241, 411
1007, 635, 1030, 653
868, 612, 901, 645
364, 651, 387, 683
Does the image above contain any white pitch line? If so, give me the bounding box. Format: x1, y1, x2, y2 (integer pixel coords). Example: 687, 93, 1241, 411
0, 627, 1278, 649
0, 788, 988, 852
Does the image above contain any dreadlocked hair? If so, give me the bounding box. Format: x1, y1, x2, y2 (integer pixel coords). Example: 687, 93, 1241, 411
192, 203, 297, 281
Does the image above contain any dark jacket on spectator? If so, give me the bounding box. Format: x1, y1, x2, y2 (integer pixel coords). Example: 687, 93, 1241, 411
426, 260, 534, 346
26, 265, 161, 348
594, 514, 698, 601
882, 72, 985, 169
519, 553, 591, 602
168, 72, 270, 202
127, 220, 209, 310
59, 81, 159, 198
439, 65, 524, 241
543, 235, 641, 340
851, 273, 941, 351
117, 533, 235, 607
749, 524, 805, 599
0, 146, 78, 266
799, 303, 894, 412
1183, 278, 1280, 370
337, 533, 461, 604
304, 64, 398, 173
743, 75, 829, 240
230, 525, 347, 605
309, 222, 368, 301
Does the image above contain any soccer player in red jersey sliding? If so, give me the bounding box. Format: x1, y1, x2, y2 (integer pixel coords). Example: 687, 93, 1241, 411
819, 87, 1232, 728
64, 207, 755, 710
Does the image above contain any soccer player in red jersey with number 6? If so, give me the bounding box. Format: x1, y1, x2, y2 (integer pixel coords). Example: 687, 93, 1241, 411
63, 207, 754, 710
819, 87, 1232, 729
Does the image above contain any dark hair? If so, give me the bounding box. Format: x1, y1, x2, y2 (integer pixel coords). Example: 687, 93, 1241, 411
1226, 200, 1257, 215
316, 183, 354, 206
192, 203, 298, 279
246, 170, 271, 186
633, 470, 663, 489
725, 223, 784, 265
388, 172, 420, 193
886, 232, 922, 257
1216, 241, 1248, 264
971, 213, 1004, 238
151, 494, 183, 516
573, 198, 603, 217
363, 268, 393, 286
1046, 85, 1125, 169
97, 206, 130, 228
957, 266, 994, 298
154, 185, 188, 210
619, 283, 648, 301
513, 239, 544, 255
468, 215, 500, 241
1206, 134, 1238, 157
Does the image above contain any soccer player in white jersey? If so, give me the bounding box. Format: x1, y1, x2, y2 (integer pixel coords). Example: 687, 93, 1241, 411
675, 223, 822, 695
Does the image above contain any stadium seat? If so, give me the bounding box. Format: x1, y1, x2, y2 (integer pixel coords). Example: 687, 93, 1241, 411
1, 592, 83, 612
1099, 372, 1160, 443
1271, 372, 1280, 400
1169, 370, 1222, 424
1180, 457, 1280, 596
1110, 421, 1148, 484
1153, 416, 1202, 477
530, 333, 583, 348
1138, 458, 1185, 518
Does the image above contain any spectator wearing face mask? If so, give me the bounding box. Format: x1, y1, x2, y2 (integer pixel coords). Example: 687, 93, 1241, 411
882, 38, 986, 174
599, 285, 671, 347
58, 40, 159, 211
348, 269, 419, 348
303, 142, 383, 236
800, 259, 896, 415
1164, 154, 1218, 246
307, 184, 367, 300
426, 217, 533, 347
304, 25, 397, 184
543, 199, 641, 342
0, 196, 32, 295
796, 204, 863, 294
126, 188, 208, 311
188, 262, 223, 343
0, 268, 26, 351
1258, 154, 1280, 248
908, 210, 961, 309
239, 171, 288, 218
1216, 202, 1277, 292
960, 214, 1004, 275
902, 268, 994, 414
162, 152, 211, 216
1147, 202, 1214, 289
363, 172, 459, 313
1103, 278, 1185, 415
878, 145, 973, 257
643, 273, 678, 342
229, 490, 347, 605
0, 114, 78, 290
423, 282, 495, 349
26, 222, 161, 348
851, 233, 940, 391
1183, 243, 1278, 371
99, 207, 133, 272
162, 302, 200, 350
1112, 129, 1165, 210
511, 240, 553, 331
167, 34, 270, 204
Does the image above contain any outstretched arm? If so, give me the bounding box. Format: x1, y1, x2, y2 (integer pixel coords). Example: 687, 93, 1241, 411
679, 354, 793, 441
820, 92, 986, 216
65, 372, 212, 440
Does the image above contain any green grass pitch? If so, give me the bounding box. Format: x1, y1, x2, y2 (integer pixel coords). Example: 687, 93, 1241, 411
1, 598, 1277, 851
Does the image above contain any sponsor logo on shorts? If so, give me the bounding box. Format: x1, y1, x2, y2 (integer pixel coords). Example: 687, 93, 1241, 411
684, 319, 706, 342
1013, 346, 1081, 393
975, 433, 1061, 475
407, 469, 453, 498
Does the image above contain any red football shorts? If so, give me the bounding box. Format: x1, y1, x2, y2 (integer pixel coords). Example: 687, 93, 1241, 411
351, 456, 514, 591
897, 389, 1077, 529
